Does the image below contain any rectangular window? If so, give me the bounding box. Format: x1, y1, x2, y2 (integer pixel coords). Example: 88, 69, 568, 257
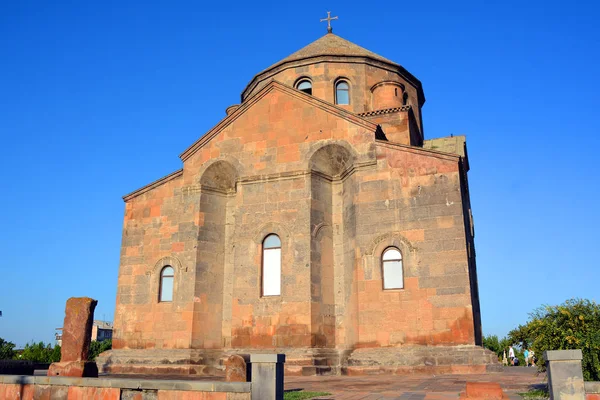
337, 90, 349, 105
160, 276, 174, 301
263, 248, 281, 296
383, 260, 404, 289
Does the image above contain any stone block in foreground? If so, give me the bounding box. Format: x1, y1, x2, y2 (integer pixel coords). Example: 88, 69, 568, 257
225, 354, 248, 382
460, 382, 507, 400
48, 296, 98, 377
251, 353, 285, 400
60, 297, 98, 362
545, 349, 585, 400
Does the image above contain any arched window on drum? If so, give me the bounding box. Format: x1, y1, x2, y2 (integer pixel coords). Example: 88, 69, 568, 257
296, 79, 312, 95
335, 81, 350, 105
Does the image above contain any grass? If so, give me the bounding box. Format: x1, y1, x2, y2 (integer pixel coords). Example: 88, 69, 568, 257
519, 388, 549, 399
283, 391, 332, 400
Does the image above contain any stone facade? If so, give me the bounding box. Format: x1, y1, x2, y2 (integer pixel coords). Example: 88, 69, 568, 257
100, 32, 491, 375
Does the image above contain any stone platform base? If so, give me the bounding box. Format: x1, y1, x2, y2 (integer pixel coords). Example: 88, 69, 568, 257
97, 345, 499, 377
48, 361, 99, 377
345, 345, 502, 375
96, 349, 225, 376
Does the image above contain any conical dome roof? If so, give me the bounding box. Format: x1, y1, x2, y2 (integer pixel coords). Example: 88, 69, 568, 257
275, 33, 397, 67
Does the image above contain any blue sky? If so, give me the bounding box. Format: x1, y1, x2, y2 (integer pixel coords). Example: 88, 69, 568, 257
0, 0, 598, 347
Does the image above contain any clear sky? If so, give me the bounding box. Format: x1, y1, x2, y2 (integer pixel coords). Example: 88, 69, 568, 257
1, 0, 598, 347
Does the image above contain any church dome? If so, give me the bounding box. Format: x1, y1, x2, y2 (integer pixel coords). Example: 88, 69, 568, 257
241, 33, 424, 112
271, 33, 397, 68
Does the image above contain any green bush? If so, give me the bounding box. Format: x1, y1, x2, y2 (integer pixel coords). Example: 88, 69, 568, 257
0, 338, 16, 360
483, 334, 512, 358
508, 298, 600, 381
88, 339, 112, 361
483, 334, 528, 366
20, 342, 61, 363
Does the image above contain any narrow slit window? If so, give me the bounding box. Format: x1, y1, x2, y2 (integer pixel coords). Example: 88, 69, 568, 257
159, 266, 174, 302
297, 80, 312, 95
382, 247, 403, 289
262, 234, 281, 296
335, 81, 349, 105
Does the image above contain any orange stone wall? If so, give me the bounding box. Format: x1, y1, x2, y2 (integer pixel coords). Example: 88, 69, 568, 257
114, 174, 197, 350
353, 144, 475, 347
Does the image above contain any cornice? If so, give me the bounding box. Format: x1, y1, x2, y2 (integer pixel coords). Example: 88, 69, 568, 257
375, 140, 462, 162
122, 169, 183, 202
239, 159, 377, 186
369, 80, 406, 93
179, 82, 271, 162
358, 106, 411, 118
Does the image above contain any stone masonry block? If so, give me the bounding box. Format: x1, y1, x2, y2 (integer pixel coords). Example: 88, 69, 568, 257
59, 297, 97, 362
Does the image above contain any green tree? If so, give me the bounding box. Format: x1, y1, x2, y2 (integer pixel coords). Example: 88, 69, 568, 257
0, 338, 16, 360
483, 334, 515, 363
20, 342, 61, 363
50, 345, 61, 362
483, 334, 501, 355
88, 339, 112, 361
509, 298, 600, 381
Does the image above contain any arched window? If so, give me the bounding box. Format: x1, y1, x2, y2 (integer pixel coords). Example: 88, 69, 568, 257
159, 266, 174, 302
402, 92, 409, 106
296, 79, 312, 95
262, 234, 281, 296
382, 247, 403, 289
335, 81, 350, 105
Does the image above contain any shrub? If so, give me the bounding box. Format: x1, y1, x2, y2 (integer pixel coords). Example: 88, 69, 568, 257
88, 339, 112, 361
508, 298, 600, 381
20, 342, 61, 363
0, 338, 16, 360
483, 334, 512, 358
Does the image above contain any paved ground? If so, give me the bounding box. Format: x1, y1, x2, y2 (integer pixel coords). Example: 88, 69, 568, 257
284, 367, 546, 400
104, 366, 546, 400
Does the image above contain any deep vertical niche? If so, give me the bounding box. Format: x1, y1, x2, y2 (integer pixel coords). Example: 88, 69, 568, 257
309, 144, 354, 348
192, 161, 237, 349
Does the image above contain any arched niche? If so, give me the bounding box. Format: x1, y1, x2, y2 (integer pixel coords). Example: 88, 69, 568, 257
199, 160, 238, 192
309, 142, 355, 178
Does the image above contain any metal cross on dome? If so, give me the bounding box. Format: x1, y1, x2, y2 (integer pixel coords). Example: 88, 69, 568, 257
320, 11, 338, 33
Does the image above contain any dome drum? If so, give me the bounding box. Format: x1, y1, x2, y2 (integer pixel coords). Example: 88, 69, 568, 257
371, 81, 406, 111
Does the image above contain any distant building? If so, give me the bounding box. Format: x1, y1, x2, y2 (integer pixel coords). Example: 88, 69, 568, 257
55, 320, 113, 347
91, 320, 113, 342
55, 328, 62, 347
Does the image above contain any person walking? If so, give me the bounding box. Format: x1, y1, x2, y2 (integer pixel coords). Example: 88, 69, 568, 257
530, 349, 536, 367
509, 346, 516, 366
524, 348, 530, 367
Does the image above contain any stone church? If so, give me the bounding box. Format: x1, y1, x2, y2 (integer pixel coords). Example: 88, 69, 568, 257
99, 28, 498, 376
